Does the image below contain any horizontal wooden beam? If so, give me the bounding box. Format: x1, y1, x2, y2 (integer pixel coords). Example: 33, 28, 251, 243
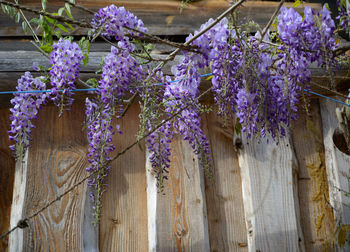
0, 50, 348, 107
0, 1, 321, 36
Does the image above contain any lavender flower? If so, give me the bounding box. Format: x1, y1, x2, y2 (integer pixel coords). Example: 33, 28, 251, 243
91, 5, 147, 42
9, 72, 47, 159
49, 39, 84, 114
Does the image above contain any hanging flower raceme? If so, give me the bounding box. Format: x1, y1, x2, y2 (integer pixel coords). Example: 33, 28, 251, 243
49, 39, 84, 114
85, 97, 117, 223
278, 6, 336, 66
9, 72, 47, 159
91, 4, 147, 42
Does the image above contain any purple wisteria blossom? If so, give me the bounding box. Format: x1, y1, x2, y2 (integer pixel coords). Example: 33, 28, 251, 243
91, 5, 147, 42
49, 39, 84, 114
9, 72, 47, 159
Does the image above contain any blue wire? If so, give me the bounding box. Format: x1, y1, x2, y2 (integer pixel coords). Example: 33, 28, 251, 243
0, 72, 348, 107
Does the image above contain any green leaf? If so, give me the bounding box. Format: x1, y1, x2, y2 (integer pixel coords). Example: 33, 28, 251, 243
56, 24, 69, 33
86, 78, 99, 88
64, 22, 74, 31
83, 54, 89, 66
54, 30, 62, 38
15, 12, 21, 23
292, 0, 301, 8
1, 4, 6, 13
22, 21, 28, 33
58, 7, 65, 16
65, 4, 73, 19
41, 0, 47, 10
45, 16, 55, 24
235, 118, 242, 135
9, 6, 15, 18
40, 44, 53, 53
338, 226, 347, 249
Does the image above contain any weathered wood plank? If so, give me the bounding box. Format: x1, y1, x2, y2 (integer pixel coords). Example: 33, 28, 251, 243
0, 1, 321, 37
99, 103, 148, 251
146, 136, 210, 251
0, 109, 15, 252
320, 99, 350, 240
201, 111, 248, 251
292, 99, 335, 251
8, 104, 91, 251
0, 50, 347, 109
234, 133, 305, 252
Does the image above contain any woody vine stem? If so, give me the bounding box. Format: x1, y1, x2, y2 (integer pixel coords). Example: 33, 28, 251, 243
0, 0, 349, 235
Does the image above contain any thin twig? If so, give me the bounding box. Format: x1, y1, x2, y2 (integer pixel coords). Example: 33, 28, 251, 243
14, 0, 40, 43
0, 87, 211, 241
64, 0, 95, 15
259, 0, 285, 42
0, 0, 92, 28
157, 0, 246, 66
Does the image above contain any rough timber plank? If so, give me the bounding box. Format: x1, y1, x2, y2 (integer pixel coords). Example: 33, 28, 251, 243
8, 104, 91, 251
291, 100, 335, 251
146, 136, 210, 251
320, 100, 350, 230
99, 103, 148, 251
0, 1, 321, 37
0, 109, 15, 251
234, 133, 305, 252
202, 111, 248, 251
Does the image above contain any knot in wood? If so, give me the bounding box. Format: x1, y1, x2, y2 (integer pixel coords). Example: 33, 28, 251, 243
17, 219, 29, 229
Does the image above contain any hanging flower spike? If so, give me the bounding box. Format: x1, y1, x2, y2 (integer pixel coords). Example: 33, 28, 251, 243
9, 72, 48, 159
49, 39, 84, 115
91, 5, 147, 42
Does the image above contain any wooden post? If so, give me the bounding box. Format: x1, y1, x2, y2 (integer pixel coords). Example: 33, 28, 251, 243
98, 103, 148, 251
202, 111, 248, 251
320, 100, 350, 226
8, 104, 94, 251
292, 100, 335, 251
234, 132, 305, 251
146, 137, 210, 251
0, 109, 15, 251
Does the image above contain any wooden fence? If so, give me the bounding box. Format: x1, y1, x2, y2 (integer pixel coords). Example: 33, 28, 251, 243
0, 97, 350, 251
1, 0, 349, 251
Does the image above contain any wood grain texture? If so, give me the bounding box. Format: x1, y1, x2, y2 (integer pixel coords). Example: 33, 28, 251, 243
291, 99, 335, 251
99, 103, 148, 252
201, 111, 248, 252
146, 136, 210, 251
234, 133, 305, 252
0, 1, 321, 37
320, 100, 350, 226
9, 104, 91, 251
0, 108, 15, 252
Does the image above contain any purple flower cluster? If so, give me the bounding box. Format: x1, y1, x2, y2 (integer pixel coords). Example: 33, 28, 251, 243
9, 72, 47, 159
49, 39, 84, 113
336, 0, 350, 33
85, 97, 116, 220
99, 43, 143, 105
91, 5, 147, 42
278, 6, 336, 66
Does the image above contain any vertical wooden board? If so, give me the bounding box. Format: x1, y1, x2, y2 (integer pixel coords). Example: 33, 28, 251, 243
146, 136, 210, 251
99, 103, 148, 252
234, 133, 305, 252
10, 104, 91, 251
0, 108, 15, 251
320, 100, 350, 226
292, 100, 335, 251
202, 111, 248, 252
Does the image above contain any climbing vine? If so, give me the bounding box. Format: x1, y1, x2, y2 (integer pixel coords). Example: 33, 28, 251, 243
1, 0, 349, 226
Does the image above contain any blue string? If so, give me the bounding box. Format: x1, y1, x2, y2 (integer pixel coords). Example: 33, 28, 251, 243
0, 72, 348, 107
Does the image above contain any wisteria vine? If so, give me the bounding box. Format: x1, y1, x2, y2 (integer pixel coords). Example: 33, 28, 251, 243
6, 1, 349, 223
